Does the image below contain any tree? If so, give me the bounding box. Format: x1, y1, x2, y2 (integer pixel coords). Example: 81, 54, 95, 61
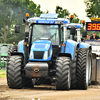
84, 0, 100, 18
27, 1, 43, 17
71, 13, 80, 23
55, 6, 70, 18
0, 0, 43, 44
55, 6, 80, 23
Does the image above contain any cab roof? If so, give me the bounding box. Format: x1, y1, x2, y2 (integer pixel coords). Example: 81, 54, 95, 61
28, 13, 70, 24
67, 23, 83, 28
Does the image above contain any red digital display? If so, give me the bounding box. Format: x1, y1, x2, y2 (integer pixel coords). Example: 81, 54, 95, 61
86, 22, 100, 31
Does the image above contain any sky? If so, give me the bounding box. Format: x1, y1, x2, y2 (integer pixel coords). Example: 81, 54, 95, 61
32, 0, 91, 22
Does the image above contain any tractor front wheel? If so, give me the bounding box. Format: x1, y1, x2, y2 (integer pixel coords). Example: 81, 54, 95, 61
7, 56, 23, 89
56, 57, 71, 90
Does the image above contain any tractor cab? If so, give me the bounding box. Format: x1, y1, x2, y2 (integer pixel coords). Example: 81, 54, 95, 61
23, 14, 70, 62
65, 23, 83, 42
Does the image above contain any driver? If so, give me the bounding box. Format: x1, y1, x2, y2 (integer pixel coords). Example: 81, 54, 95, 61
90, 31, 100, 40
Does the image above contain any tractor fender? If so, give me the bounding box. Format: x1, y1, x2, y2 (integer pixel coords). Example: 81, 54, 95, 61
78, 42, 92, 51
18, 40, 24, 54
60, 40, 78, 60
9, 40, 24, 57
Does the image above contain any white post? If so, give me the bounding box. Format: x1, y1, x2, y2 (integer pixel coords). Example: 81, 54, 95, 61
63, 24, 67, 42
76, 28, 81, 43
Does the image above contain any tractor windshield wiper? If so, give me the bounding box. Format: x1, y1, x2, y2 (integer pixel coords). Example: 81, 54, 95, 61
49, 33, 57, 40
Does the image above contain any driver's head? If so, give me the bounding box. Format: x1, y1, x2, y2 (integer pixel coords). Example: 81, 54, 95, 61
93, 31, 96, 37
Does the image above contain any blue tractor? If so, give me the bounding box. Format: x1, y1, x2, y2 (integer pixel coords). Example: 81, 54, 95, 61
7, 13, 92, 90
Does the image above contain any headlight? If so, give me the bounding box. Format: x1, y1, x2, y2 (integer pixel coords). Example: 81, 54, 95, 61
30, 51, 33, 59
1, 57, 4, 61
1, 57, 7, 61
44, 51, 48, 60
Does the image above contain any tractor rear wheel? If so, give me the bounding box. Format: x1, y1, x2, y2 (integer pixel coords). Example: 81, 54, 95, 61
70, 51, 77, 89
56, 57, 71, 90
7, 56, 23, 89
76, 48, 90, 89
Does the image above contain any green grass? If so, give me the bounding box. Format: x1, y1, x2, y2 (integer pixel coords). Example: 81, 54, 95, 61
0, 69, 6, 71
0, 69, 6, 77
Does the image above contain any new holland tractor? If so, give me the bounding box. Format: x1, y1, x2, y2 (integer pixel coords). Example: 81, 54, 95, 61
7, 13, 92, 90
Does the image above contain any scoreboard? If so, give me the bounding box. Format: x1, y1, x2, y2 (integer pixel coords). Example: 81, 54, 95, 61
86, 22, 100, 31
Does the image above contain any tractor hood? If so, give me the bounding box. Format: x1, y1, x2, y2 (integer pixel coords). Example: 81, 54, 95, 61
31, 40, 51, 51
29, 40, 52, 61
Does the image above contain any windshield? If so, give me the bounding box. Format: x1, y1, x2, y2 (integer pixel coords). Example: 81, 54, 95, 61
31, 24, 59, 45
0, 46, 9, 54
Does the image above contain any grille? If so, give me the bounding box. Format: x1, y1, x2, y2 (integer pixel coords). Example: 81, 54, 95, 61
34, 51, 44, 59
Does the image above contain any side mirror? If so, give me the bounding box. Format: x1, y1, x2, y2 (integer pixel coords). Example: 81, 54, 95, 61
82, 31, 87, 37
70, 27, 76, 35
15, 25, 20, 33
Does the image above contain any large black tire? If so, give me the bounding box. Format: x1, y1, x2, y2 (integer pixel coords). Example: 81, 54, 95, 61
56, 57, 71, 90
76, 48, 90, 89
7, 56, 23, 89
70, 51, 77, 89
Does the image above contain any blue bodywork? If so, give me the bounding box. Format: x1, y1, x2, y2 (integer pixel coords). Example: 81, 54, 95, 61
18, 40, 24, 54
61, 40, 90, 60
79, 42, 90, 49
61, 40, 77, 60
29, 40, 52, 61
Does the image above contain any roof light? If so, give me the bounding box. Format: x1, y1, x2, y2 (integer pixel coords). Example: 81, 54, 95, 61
82, 20, 85, 24
82, 20, 85, 27
70, 15, 74, 19
26, 13, 29, 19
70, 15, 74, 23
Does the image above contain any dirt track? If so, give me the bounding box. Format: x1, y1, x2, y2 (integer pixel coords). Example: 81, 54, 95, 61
0, 77, 100, 100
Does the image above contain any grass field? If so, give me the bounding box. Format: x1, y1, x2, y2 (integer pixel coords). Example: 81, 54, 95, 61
0, 69, 6, 77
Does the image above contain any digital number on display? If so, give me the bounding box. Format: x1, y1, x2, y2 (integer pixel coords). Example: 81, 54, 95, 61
86, 22, 100, 31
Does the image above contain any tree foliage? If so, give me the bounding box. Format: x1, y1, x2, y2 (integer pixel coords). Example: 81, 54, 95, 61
84, 0, 100, 18
55, 6, 80, 23
71, 13, 80, 23
55, 6, 70, 18
0, 0, 43, 44
0, 1, 82, 44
